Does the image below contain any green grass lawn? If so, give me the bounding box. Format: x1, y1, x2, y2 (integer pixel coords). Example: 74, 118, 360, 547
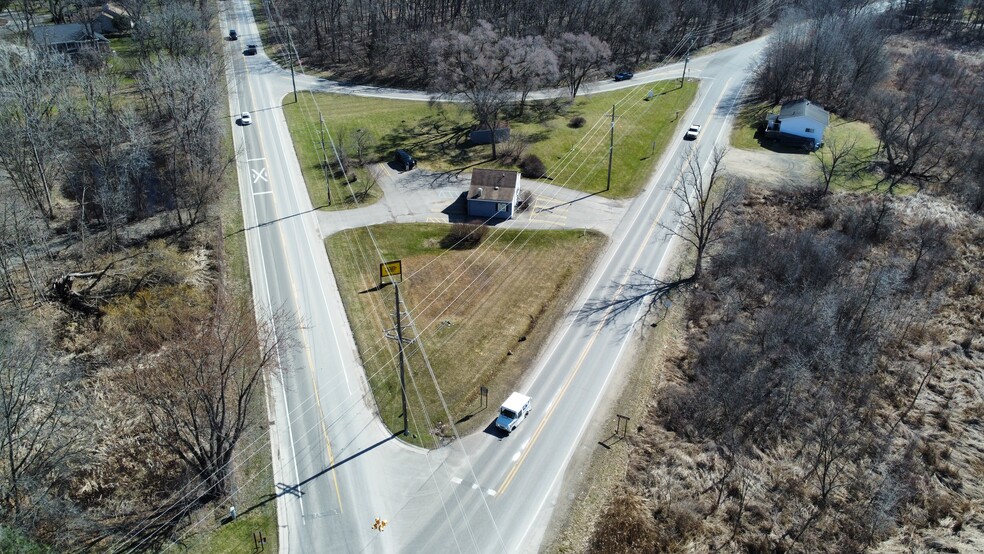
284, 80, 698, 208
326, 224, 607, 446
107, 36, 143, 92
730, 102, 773, 151
283, 93, 386, 210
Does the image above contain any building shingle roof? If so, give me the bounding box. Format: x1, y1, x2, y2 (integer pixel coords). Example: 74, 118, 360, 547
468, 169, 518, 202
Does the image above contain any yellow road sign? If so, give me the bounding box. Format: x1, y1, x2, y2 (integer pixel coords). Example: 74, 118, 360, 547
380, 260, 402, 283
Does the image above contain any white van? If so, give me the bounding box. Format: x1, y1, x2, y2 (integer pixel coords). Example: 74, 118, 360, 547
495, 392, 531, 433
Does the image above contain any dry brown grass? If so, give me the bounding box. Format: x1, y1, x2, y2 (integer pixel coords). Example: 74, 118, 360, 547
326, 224, 607, 444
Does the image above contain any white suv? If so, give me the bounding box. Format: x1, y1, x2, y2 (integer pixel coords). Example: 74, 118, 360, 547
684, 124, 701, 140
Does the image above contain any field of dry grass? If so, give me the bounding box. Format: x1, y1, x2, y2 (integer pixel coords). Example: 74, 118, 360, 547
326, 223, 607, 445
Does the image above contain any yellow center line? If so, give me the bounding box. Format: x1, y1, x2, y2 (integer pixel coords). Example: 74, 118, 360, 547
494, 78, 735, 493
241, 56, 344, 511
498, 196, 675, 495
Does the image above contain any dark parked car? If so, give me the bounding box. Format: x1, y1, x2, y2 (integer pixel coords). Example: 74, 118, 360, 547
395, 149, 416, 171
229, 29, 238, 40
614, 71, 634, 81
244, 44, 257, 55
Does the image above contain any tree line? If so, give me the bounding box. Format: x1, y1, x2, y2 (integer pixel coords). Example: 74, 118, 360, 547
275, 0, 779, 84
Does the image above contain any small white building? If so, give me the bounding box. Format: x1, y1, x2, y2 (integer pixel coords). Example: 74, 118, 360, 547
764, 99, 830, 150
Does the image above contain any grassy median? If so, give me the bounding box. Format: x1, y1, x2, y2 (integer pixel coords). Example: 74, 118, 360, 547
326, 223, 607, 446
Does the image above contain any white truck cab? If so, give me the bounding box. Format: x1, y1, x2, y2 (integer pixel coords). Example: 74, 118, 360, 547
495, 392, 531, 433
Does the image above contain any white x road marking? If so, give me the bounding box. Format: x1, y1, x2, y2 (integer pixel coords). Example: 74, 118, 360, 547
251, 167, 268, 184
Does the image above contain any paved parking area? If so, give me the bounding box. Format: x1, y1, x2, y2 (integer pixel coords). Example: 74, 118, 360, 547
316, 163, 628, 238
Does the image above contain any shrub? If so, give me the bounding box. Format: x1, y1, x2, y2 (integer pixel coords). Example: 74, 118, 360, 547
518, 154, 547, 179
517, 190, 534, 212
589, 490, 659, 552
568, 115, 586, 128
497, 137, 528, 166
440, 223, 488, 250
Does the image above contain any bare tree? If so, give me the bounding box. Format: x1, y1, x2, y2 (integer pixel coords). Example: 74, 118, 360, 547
553, 32, 611, 99
752, 12, 887, 110
0, 48, 69, 220
753, 23, 803, 105
868, 86, 948, 193
139, 54, 228, 231
45, 0, 71, 23
668, 147, 744, 285
585, 148, 742, 321
0, 196, 53, 306
131, 292, 282, 503
0, 318, 78, 530
350, 128, 376, 167
65, 69, 151, 246
907, 219, 950, 282
430, 21, 514, 159
815, 135, 860, 195
142, 0, 213, 59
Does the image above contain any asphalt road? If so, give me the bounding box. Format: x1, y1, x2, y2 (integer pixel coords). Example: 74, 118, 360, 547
219, 0, 766, 550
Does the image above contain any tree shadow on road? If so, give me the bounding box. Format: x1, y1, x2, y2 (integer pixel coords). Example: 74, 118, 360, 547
575, 270, 692, 334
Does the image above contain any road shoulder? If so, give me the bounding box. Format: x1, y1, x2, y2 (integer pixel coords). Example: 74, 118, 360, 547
542, 300, 685, 552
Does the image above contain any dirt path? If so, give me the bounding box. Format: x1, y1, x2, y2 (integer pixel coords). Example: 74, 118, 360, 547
721, 147, 818, 188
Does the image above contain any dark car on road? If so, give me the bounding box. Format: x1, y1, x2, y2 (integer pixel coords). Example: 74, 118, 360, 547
244, 44, 257, 55
394, 149, 416, 171
614, 71, 634, 81
229, 29, 238, 40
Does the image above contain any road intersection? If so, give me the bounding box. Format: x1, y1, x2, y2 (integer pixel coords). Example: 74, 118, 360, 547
219, 0, 767, 549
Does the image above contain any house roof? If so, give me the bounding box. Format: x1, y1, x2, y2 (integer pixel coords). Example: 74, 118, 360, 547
778, 99, 830, 126
31, 24, 108, 46
103, 2, 129, 17
468, 169, 518, 202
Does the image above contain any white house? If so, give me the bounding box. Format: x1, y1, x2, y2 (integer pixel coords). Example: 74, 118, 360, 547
764, 99, 830, 150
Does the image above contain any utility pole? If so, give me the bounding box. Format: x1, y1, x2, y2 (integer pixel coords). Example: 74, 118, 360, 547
681, 37, 696, 87
286, 27, 297, 103
320, 113, 331, 205
289, 57, 297, 103
395, 284, 408, 436
606, 104, 614, 192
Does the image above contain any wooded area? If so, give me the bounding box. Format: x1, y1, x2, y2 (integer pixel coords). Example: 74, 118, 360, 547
274, 0, 779, 84
0, 0, 279, 549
